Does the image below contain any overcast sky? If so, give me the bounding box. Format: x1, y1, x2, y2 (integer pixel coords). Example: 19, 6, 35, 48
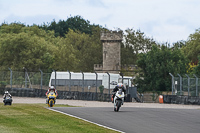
0, 0, 200, 44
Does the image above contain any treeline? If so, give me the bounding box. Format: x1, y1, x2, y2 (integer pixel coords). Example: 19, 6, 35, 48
0, 15, 200, 92
0, 16, 103, 72
134, 29, 200, 93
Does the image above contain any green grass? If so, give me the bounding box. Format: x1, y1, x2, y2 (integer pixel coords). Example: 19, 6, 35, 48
0, 103, 117, 133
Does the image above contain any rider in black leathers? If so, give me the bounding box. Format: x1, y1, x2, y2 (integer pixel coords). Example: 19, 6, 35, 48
112, 83, 126, 102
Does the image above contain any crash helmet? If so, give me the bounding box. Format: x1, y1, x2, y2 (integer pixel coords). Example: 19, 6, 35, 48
117, 83, 123, 88
5, 91, 9, 94
50, 86, 55, 91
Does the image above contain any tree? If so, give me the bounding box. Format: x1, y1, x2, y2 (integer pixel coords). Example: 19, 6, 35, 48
65, 15, 93, 35
193, 56, 200, 76
172, 40, 186, 49
121, 42, 137, 65
57, 29, 102, 72
182, 28, 200, 63
0, 24, 57, 71
52, 30, 78, 71
39, 15, 99, 37
0, 22, 104, 72
0, 23, 25, 34
122, 28, 156, 65
135, 45, 188, 92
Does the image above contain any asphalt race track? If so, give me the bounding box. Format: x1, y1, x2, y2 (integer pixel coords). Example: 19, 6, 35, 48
51, 107, 200, 133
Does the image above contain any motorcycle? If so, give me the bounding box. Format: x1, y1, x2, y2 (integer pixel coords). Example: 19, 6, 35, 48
47, 91, 57, 107
113, 89, 124, 112
3, 96, 12, 105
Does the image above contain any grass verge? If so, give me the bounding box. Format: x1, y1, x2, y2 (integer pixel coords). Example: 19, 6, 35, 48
0, 103, 117, 133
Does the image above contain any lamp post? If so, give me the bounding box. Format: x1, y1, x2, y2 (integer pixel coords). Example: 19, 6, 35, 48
106, 72, 110, 99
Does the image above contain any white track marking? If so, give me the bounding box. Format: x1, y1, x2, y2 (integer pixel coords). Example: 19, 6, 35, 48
48, 108, 125, 133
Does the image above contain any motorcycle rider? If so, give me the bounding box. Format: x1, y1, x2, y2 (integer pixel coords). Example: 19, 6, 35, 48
3, 91, 12, 103
112, 83, 126, 103
46, 86, 58, 96
46, 86, 58, 104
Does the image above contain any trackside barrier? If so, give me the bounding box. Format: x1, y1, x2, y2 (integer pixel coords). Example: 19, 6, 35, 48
163, 95, 200, 105
7, 88, 114, 102
7, 88, 137, 102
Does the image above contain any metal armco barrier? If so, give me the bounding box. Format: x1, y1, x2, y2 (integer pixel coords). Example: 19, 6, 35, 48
163, 95, 200, 105
7, 88, 113, 102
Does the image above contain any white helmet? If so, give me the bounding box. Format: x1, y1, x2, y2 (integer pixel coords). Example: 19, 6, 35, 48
5, 91, 9, 94
117, 83, 123, 88
50, 86, 55, 90
50, 86, 54, 89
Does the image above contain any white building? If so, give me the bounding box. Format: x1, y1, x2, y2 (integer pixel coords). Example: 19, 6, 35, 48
49, 72, 132, 89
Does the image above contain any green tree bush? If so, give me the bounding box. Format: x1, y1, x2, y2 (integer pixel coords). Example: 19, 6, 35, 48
99, 85, 104, 94
135, 45, 188, 93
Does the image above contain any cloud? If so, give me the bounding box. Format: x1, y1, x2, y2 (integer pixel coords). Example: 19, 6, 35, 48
3, 14, 59, 25
151, 24, 191, 43
87, 0, 106, 8
0, 0, 200, 43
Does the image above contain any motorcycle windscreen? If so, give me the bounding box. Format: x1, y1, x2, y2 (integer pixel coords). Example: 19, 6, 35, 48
50, 92, 54, 95
49, 96, 55, 99
118, 89, 122, 95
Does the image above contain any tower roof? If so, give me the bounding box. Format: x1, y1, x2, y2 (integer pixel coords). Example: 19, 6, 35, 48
100, 30, 123, 41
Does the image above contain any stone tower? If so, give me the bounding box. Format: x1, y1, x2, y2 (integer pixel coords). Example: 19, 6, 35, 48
100, 30, 123, 74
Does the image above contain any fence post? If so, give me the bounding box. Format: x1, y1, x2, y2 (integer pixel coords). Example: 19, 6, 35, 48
185, 74, 190, 97
39, 69, 43, 91
193, 74, 198, 96
177, 73, 182, 95
8, 68, 12, 89
81, 71, 84, 92
128, 78, 131, 94
23, 67, 28, 88
119, 72, 124, 83
106, 72, 110, 100
169, 73, 174, 95
94, 72, 98, 97
53, 70, 56, 89
67, 70, 71, 92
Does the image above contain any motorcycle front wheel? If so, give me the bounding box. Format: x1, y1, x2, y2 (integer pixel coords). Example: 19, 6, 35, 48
5, 102, 11, 106
116, 101, 121, 112
114, 107, 117, 112
48, 99, 54, 107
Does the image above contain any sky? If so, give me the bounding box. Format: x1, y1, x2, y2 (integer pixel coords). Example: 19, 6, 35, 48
0, 0, 200, 44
